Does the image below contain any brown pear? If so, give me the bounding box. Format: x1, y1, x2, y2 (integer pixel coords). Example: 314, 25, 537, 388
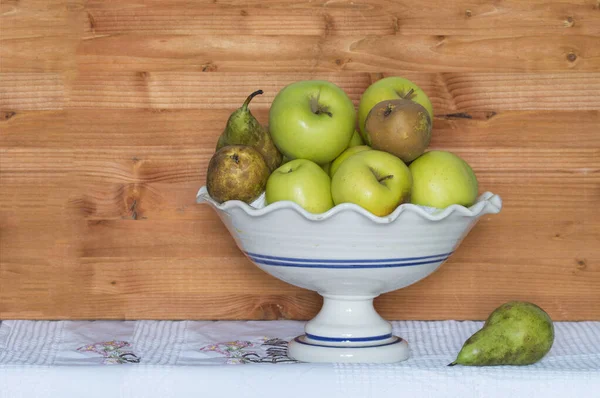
206, 145, 270, 204
365, 98, 432, 163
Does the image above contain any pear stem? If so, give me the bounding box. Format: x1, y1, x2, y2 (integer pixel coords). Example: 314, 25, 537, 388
242, 89, 264, 110
383, 103, 394, 117
447, 362, 457, 367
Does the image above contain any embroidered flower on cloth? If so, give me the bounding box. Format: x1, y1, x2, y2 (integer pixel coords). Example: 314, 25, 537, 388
77, 340, 140, 365
200, 337, 297, 364
199, 340, 254, 364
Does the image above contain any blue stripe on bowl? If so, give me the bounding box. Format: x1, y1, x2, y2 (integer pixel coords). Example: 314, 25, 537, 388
294, 336, 403, 349
305, 333, 393, 342
245, 251, 453, 264
245, 254, 451, 269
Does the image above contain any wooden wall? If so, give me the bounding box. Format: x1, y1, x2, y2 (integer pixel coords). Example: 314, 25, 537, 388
1, 0, 599, 321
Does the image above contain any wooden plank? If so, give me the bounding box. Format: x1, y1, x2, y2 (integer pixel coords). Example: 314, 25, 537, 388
0, 37, 79, 73
4, 71, 599, 112
432, 110, 600, 149
0, 109, 224, 148
0, 0, 85, 40
0, 73, 66, 110
75, 34, 600, 72
0, 0, 85, 72
0, 214, 81, 262
68, 146, 597, 186
0, 148, 72, 181
0, 258, 322, 320
1, 247, 598, 320
67, 72, 372, 109
64, 72, 600, 111
82, 0, 600, 36
2, 109, 599, 149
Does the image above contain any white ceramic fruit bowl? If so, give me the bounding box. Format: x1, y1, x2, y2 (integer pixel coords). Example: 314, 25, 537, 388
196, 186, 502, 363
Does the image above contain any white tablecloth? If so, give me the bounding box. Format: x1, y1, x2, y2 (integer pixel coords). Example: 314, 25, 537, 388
1, 320, 599, 398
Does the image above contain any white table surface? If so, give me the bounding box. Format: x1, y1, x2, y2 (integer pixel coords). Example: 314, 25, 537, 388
1, 319, 599, 398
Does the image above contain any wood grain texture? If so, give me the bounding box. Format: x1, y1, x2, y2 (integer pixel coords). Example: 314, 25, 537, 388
72, 34, 600, 73
4, 72, 599, 111
80, 0, 600, 36
1, 0, 599, 321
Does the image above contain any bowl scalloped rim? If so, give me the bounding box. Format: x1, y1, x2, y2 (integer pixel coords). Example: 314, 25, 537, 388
196, 186, 502, 224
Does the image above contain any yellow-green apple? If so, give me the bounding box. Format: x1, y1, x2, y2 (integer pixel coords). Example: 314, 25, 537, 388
331, 150, 412, 217
268, 80, 356, 164
348, 129, 365, 147
409, 150, 478, 208
329, 145, 371, 178
265, 159, 334, 214
358, 76, 433, 144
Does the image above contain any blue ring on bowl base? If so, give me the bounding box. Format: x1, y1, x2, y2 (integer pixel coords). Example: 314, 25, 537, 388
305, 333, 393, 343
294, 336, 403, 349
246, 252, 453, 264
244, 252, 452, 269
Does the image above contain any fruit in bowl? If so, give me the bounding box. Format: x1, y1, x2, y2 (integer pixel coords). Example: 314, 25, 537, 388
365, 97, 432, 163
358, 76, 434, 144
206, 145, 270, 204
348, 129, 365, 147
268, 80, 356, 165
331, 149, 412, 217
328, 144, 371, 178
265, 159, 334, 214
409, 150, 479, 208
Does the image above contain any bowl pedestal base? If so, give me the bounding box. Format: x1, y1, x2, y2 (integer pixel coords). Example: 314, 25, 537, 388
287, 294, 410, 363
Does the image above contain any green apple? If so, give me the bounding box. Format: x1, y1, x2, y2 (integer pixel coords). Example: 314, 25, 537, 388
358, 76, 433, 144
331, 150, 412, 217
329, 145, 371, 178
265, 159, 334, 214
269, 80, 356, 164
348, 129, 365, 147
409, 150, 478, 208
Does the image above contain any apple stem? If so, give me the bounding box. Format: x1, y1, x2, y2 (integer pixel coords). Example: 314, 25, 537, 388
242, 89, 264, 110
403, 88, 415, 100
378, 174, 393, 183
317, 108, 333, 117
310, 95, 333, 117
